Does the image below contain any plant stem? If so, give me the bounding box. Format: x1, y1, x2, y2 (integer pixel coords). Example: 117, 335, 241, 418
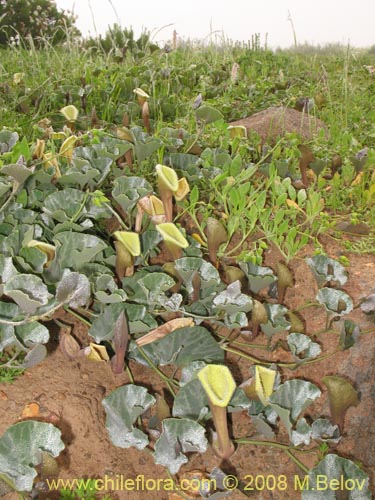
215, 332, 268, 350
0, 185, 18, 215
0, 302, 63, 326
290, 302, 323, 313
234, 438, 309, 474
209, 402, 235, 459
70, 192, 89, 223
126, 364, 135, 384
285, 450, 310, 474
103, 202, 128, 230
222, 345, 339, 368
137, 346, 178, 396
64, 306, 92, 327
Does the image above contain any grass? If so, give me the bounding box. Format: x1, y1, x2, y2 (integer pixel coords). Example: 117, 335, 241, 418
1, 34, 374, 259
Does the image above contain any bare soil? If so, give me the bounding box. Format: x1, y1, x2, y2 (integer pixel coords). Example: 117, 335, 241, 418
0, 236, 374, 500
229, 106, 328, 143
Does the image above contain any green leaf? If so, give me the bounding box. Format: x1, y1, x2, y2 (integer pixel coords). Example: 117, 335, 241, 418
196, 105, 224, 124
137, 272, 176, 306
175, 257, 222, 301
112, 176, 153, 213
0, 421, 64, 491
129, 326, 224, 367
0, 179, 11, 200
94, 274, 127, 304
239, 262, 277, 293
172, 378, 209, 420
53, 232, 108, 271
43, 188, 85, 222
17, 247, 47, 274
154, 418, 208, 473
134, 139, 162, 164
4, 274, 53, 313
56, 270, 91, 308
269, 380, 321, 437
57, 167, 99, 189
89, 303, 157, 342
316, 288, 353, 315
287, 333, 321, 361
306, 255, 348, 287
103, 385, 155, 450
302, 454, 371, 499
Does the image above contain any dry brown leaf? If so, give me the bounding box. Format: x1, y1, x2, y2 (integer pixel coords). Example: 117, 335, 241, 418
21, 402, 40, 419
136, 318, 194, 347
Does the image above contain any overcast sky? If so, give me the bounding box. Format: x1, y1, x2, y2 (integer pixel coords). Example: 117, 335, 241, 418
55, 0, 375, 48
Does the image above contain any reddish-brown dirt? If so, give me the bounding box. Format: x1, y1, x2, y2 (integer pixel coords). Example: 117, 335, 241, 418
0, 236, 374, 500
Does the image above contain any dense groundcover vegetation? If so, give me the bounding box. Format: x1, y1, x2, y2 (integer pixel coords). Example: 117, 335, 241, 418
0, 28, 374, 498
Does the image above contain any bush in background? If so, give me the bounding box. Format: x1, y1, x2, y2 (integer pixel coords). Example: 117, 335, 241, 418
84, 24, 159, 58
0, 0, 80, 46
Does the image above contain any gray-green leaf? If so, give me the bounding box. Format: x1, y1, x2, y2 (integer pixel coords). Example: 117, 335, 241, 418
129, 326, 224, 367
4, 274, 52, 313
239, 262, 277, 294
306, 255, 348, 288
103, 385, 155, 450
56, 270, 91, 308
316, 288, 353, 315
269, 380, 321, 437
154, 418, 208, 473
287, 333, 321, 361
302, 454, 371, 499
0, 421, 64, 491
196, 106, 224, 124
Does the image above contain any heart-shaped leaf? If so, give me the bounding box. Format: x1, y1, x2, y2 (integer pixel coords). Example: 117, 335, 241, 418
302, 454, 371, 499
154, 418, 208, 473
103, 385, 155, 450
269, 380, 321, 437
196, 106, 224, 124
130, 326, 224, 367
0, 421, 64, 491
4, 274, 53, 313
316, 288, 353, 315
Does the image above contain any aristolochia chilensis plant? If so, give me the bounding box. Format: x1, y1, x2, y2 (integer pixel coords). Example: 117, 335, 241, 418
155, 164, 190, 222
134, 88, 151, 133
113, 231, 141, 279
60, 105, 79, 131
60, 135, 77, 162
136, 195, 166, 231
156, 222, 189, 260
197, 364, 236, 459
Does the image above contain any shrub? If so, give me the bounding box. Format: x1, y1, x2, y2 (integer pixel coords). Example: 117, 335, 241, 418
84, 24, 159, 57
0, 0, 80, 47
